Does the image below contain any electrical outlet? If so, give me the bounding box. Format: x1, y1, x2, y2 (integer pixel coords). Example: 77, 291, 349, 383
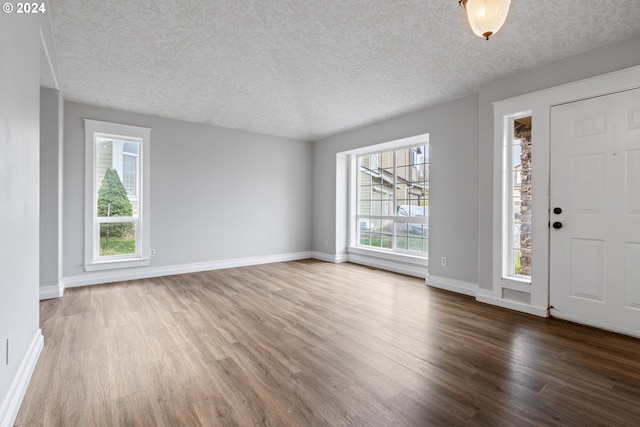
6, 334, 11, 365
151, 248, 156, 256
441, 257, 447, 267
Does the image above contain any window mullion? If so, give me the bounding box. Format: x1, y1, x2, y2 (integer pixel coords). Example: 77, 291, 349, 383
97, 216, 137, 223
356, 155, 362, 247
392, 150, 397, 250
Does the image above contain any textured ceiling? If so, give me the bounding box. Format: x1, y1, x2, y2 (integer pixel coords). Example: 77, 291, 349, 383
47, 0, 640, 141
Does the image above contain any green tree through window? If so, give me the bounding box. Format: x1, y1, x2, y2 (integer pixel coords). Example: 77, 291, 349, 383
97, 168, 133, 237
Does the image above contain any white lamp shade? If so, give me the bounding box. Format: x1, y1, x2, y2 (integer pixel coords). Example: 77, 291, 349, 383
465, 0, 511, 39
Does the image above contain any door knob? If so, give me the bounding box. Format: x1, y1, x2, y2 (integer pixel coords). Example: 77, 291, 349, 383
553, 207, 562, 214
552, 221, 563, 229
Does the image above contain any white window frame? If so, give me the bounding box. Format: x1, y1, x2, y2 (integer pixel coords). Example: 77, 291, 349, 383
346, 134, 430, 266
355, 145, 429, 257
84, 119, 151, 271
501, 112, 532, 283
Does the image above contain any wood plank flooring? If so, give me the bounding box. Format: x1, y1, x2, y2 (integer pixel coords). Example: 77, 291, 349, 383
15, 260, 640, 426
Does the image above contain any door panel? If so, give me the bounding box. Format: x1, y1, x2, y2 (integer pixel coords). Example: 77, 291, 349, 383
626, 150, 640, 215
570, 154, 604, 214
550, 87, 640, 337
624, 242, 640, 309
569, 238, 605, 302
628, 104, 640, 129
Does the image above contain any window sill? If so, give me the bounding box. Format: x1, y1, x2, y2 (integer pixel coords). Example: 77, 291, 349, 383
348, 246, 428, 266
504, 274, 531, 284
501, 276, 532, 293
85, 257, 150, 272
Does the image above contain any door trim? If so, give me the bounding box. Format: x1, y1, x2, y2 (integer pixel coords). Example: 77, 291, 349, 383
549, 88, 640, 338
491, 65, 640, 317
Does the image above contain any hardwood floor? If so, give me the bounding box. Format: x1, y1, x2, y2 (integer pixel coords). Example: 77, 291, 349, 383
15, 260, 640, 426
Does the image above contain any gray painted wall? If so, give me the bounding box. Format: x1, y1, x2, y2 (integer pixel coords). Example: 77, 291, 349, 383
63, 102, 313, 278
313, 34, 640, 290
477, 34, 640, 291
0, 12, 40, 418
312, 95, 480, 285
40, 87, 63, 290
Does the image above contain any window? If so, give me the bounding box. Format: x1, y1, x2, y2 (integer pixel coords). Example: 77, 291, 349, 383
84, 120, 151, 271
503, 115, 532, 280
357, 143, 429, 256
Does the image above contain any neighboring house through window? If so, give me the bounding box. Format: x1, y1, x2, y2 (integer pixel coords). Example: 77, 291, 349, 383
122, 142, 139, 200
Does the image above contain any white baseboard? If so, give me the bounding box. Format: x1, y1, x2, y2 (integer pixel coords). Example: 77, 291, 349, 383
335, 253, 348, 263
0, 329, 43, 427
310, 251, 348, 263
39, 282, 64, 300
48, 251, 552, 321
63, 251, 313, 289
476, 289, 549, 317
427, 277, 549, 317
426, 275, 478, 297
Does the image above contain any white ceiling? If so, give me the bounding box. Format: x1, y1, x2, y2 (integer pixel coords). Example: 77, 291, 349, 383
46, 0, 640, 141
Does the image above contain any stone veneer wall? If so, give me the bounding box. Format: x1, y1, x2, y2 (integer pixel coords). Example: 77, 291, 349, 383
517, 128, 532, 275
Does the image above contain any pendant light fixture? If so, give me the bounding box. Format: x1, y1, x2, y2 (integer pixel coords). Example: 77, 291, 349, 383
459, 0, 511, 40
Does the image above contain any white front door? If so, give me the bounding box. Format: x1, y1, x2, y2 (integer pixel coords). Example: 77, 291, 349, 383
550, 87, 640, 337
